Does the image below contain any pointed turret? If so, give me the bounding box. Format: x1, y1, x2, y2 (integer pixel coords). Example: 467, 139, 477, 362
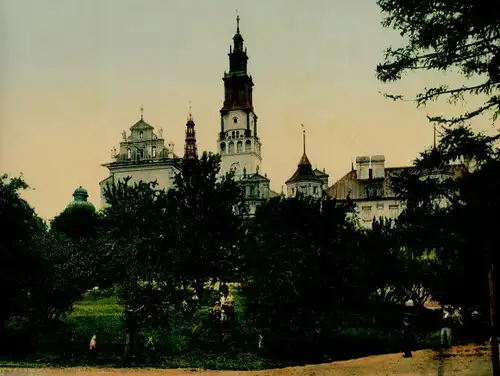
184, 105, 198, 160
285, 127, 321, 184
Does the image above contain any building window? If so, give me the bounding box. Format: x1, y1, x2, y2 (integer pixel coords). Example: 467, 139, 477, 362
233, 117, 238, 124
137, 148, 144, 160
236, 130, 240, 138
152, 146, 156, 158
228, 142, 234, 153
139, 131, 144, 140
389, 204, 399, 219
313, 186, 318, 195
231, 131, 235, 138
237, 141, 243, 153
245, 140, 251, 152
361, 206, 372, 221
220, 142, 226, 154
127, 148, 131, 159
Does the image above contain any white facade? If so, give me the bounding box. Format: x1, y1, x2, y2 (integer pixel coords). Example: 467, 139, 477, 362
286, 179, 323, 198
218, 109, 262, 177
99, 116, 180, 207
328, 155, 465, 228
356, 199, 406, 227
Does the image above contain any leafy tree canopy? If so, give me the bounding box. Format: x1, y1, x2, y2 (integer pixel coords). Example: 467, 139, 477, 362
240, 196, 370, 359
167, 152, 246, 298
51, 205, 101, 240
377, 0, 500, 125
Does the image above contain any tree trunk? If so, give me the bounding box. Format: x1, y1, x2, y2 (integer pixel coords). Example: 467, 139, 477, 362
488, 265, 500, 376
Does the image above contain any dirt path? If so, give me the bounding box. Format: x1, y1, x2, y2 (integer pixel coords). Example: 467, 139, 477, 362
0, 346, 493, 376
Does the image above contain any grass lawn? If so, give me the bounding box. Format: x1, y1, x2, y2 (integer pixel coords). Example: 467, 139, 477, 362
0, 283, 445, 371
0, 285, 268, 370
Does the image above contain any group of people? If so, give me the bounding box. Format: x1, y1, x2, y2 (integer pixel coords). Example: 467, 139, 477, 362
212, 282, 235, 324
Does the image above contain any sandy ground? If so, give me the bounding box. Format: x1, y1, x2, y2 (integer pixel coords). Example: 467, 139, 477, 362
0, 346, 493, 376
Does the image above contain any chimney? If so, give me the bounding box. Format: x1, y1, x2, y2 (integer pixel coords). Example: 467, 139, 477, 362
355, 156, 370, 180
371, 155, 386, 179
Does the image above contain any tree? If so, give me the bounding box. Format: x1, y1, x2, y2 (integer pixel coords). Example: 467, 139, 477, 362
0, 174, 89, 353
240, 196, 366, 361
101, 177, 178, 310
377, 6, 500, 366
51, 205, 100, 240
0, 174, 46, 337
376, 0, 500, 126
167, 152, 246, 300
101, 177, 179, 365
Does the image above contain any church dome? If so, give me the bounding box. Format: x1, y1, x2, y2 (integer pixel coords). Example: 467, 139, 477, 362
66, 186, 95, 211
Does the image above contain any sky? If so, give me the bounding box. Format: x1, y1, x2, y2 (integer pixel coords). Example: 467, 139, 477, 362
0, 0, 485, 220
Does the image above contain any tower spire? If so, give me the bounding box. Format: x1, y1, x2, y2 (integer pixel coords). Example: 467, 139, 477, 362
236, 10, 240, 34
302, 124, 306, 155
140, 105, 144, 120
184, 103, 198, 160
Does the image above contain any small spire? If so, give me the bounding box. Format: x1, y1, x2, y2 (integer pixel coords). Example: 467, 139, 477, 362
301, 124, 306, 155
236, 10, 240, 33
140, 105, 144, 121
188, 100, 193, 120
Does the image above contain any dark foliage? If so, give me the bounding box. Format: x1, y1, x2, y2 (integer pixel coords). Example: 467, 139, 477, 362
376, 0, 500, 125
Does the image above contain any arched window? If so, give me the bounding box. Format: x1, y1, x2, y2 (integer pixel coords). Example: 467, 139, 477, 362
245, 140, 251, 152
231, 131, 235, 138
220, 142, 226, 154
237, 141, 243, 153
139, 131, 144, 140
236, 130, 240, 138
127, 148, 131, 159
152, 146, 156, 158
228, 142, 234, 153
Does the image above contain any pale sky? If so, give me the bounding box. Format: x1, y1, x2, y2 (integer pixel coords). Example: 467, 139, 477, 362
0, 0, 483, 220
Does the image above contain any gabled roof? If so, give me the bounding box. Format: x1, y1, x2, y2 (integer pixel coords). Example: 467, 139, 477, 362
286, 152, 321, 184
130, 118, 154, 131
242, 172, 270, 182
313, 168, 329, 177
327, 164, 466, 201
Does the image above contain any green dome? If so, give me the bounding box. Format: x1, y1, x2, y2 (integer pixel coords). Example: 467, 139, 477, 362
66, 186, 95, 211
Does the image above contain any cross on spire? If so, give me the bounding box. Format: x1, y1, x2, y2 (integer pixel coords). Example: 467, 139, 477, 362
188, 100, 192, 120
236, 10, 240, 33
140, 105, 144, 120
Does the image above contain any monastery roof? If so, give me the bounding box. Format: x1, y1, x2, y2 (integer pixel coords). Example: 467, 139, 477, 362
245, 172, 270, 182
130, 118, 154, 131
286, 152, 321, 184
313, 168, 329, 177
327, 164, 466, 201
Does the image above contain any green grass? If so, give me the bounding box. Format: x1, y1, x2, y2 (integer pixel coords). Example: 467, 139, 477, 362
0, 285, 446, 370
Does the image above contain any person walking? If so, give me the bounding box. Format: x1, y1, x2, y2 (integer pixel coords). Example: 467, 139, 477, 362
89, 335, 97, 365
145, 336, 157, 365
441, 306, 453, 349
402, 299, 414, 358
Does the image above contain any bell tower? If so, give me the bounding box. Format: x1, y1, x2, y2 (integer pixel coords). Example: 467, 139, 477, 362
218, 15, 262, 177
184, 105, 198, 161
